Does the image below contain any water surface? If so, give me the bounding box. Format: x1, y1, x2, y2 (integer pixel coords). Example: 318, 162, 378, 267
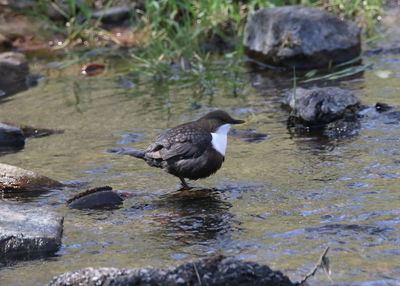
0, 47, 399, 285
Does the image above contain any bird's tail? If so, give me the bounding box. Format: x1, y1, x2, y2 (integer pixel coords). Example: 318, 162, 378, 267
107, 147, 145, 159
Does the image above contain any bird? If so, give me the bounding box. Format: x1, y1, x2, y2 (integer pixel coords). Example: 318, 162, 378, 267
109, 110, 245, 189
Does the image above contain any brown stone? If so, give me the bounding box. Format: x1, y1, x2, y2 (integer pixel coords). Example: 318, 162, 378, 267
0, 163, 63, 193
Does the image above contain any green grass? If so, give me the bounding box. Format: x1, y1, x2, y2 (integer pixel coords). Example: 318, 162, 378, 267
27, 0, 385, 75
128, 0, 384, 75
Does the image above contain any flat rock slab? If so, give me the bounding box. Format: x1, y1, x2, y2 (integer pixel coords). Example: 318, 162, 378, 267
244, 6, 361, 69
285, 87, 360, 126
0, 204, 63, 260
0, 163, 63, 193
48, 256, 297, 286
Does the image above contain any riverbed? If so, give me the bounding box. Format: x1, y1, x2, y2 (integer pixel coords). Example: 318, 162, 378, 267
1, 31, 400, 286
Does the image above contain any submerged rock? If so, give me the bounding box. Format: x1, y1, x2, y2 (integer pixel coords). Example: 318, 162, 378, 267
323, 116, 361, 137
81, 63, 106, 76
0, 52, 30, 95
380, 109, 400, 122
0, 204, 63, 261
0, 122, 63, 155
228, 128, 268, 142
67, 186, 123, 210
0, 123, 25, 149
375, 102, 393, 113
244, 6, 361, 69
48, 255, 297, 286
305, 223, 390, 236
285, 87, 360, 126
0, 163, 63, 193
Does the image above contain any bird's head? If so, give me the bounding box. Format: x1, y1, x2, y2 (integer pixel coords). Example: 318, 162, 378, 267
197, 110, 245, 133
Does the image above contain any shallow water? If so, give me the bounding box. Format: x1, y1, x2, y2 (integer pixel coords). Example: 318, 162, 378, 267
1, 43, 400, 285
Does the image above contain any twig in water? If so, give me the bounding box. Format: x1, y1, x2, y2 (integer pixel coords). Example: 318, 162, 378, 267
193, 262, 202, 286
300, 246, 331, 285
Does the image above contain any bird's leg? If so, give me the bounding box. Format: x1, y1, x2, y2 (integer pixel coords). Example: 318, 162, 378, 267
179, 177, 190, 189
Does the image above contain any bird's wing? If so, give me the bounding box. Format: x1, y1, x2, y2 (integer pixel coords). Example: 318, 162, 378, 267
146, 125, 211, 160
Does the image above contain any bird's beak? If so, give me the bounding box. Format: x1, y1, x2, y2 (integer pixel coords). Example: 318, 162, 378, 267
232, 119, 245, 124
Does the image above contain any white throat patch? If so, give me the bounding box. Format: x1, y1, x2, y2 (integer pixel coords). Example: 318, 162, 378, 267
211, 124, 231, 156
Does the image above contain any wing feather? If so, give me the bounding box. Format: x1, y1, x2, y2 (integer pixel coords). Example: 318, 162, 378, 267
145, 125, 211, 160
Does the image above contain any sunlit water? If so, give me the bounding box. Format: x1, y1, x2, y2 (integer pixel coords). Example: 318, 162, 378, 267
0, 42, 400, 285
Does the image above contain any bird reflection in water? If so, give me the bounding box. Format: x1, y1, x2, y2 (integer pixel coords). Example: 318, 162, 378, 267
149, 188, 236, 245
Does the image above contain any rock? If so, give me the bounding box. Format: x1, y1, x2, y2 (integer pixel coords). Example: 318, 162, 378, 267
0, 52, 29, 83
244, 6, 361, 69
0, 52, 30, 96
0, 123, 25, 149
48, 255, 297, 286
6, 123, 65, 138
305, 224, 390, 236
0, 203, 63, 261
67, 186, 123, 210
285, 87, 360, 126
323, 116, 361, 137
81, 62, 106, 76
0, 163, 63, 193
165, 255, 296, 286
0, 122, 63, 155
375, 102, 393, 113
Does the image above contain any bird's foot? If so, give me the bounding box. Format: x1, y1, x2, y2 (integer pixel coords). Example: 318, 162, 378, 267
179, 177, 191, 190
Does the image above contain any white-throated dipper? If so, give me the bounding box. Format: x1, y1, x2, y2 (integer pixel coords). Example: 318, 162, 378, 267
110, 110, 244, 188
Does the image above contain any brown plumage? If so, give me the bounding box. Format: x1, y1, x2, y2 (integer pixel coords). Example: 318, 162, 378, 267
109, 110, 244, 188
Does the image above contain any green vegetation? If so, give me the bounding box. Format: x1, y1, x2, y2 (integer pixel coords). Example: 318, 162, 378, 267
29, 0, 385, 75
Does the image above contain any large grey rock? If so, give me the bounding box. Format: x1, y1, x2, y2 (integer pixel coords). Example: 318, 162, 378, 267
0, 123, 25, 149
48, 256, 297, 286
0, 163, 63, 193
244, 6, 361, 69
0, 204, 63, 260
285, 87, 360, 126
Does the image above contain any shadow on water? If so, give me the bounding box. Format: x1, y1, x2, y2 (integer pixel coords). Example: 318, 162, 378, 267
0, 146, 24, 157
0, 75, 39, 101
0, 251, 59, 269
134, 188, 235, 245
